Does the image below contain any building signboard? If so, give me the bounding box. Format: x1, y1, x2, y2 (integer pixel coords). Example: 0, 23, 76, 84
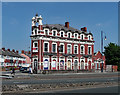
52, 60, 56, 70
44, 59, 49, 70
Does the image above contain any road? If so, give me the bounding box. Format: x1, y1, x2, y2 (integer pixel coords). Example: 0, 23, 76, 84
2, 72, 119, 85
43, 85, 119, 93
2, 86, 119, 95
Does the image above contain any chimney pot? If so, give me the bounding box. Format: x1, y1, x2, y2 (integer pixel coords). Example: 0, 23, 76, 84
84, 27, 87, 32
65, 22, 69, 28
2, 47, 5, 51
21, 50, 24, 54
12, 49, 15, 52
16, 50, 19, 53
7, 49, 10, 51
81, 27, 87, 32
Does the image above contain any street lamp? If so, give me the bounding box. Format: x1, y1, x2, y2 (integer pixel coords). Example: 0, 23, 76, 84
101, 31, 107, 72
58, 46, 61, 70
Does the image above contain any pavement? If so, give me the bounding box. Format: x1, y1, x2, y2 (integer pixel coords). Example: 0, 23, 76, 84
1, 71, 119, 94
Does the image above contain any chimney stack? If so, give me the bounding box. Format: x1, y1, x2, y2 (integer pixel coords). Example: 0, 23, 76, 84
2, 47, 5, 51
7, 49, 10, 52
16, 50, 19, 53
81, 27, 87, 32
65, 22, 69, 28
21, 50, 24, 54
12, 49, 15, 52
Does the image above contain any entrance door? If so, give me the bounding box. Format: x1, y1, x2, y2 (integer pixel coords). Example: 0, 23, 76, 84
60, 60, 64, 70
88, 61, 91, 70
74, 60, 78, 72
67, 60, 71, 70
34, 59, 37, 74
81, 61, 84, 70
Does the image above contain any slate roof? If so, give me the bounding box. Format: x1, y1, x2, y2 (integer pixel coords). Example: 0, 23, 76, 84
0, 49, 25, 58
42, 24, 93, 36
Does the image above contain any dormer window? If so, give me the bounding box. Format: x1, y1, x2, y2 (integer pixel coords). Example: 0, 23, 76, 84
61, 32, 63, 37
53, 31, 56, 36
88, 35, 91, 40
45, 30, 48, 35
81, 35, 84, 40
68, 33, 71, 38
75, 34, 77, 39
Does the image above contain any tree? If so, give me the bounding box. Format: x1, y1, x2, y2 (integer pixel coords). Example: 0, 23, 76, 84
104, 43, 120, 71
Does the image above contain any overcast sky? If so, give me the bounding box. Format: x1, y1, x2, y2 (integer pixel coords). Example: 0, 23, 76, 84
2, 2, 118, 52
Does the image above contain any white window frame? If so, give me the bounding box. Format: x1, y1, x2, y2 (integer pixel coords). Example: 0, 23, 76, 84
44, 28, 49, 35
60, 31, 64, 37
44, 42, 49, 52
67, 44, 72, 54
74, 45, 78, 54
33, 42, 38, 48
74, 33, 78, 39
33, 28, 38, 35
67, 32, 71, 38
52, 30, 57, 36
52, 42, 57, 53
88, 46, 92, 55
88, 35, 91, 40
80, 45, 85, 54
33, 41, 38, 52
59, 43, 64, 53
80, 34, 84, 40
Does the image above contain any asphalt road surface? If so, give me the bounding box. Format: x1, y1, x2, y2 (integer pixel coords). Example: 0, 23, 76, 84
2, 86, 119, 95
2, 72, 119, 85
45, 85, 119, 93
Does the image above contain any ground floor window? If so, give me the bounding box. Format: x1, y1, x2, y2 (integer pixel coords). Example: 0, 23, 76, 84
60, 60, 64, 70
51, 59, 56, 70
81, 61, 84, 69
67, 60, 71, 70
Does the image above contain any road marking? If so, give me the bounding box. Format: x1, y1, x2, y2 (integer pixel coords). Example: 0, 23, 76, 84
13, 82, 23, 84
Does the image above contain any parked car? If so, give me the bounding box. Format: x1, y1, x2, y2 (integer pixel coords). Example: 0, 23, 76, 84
19, 67, 29, 72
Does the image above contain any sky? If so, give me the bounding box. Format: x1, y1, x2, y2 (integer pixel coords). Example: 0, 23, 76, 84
2, 2, 118, 52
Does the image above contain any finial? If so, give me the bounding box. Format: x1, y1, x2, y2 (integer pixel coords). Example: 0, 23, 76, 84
35, 13, 38, 16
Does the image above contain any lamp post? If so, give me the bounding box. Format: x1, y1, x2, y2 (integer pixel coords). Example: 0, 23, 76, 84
58, 46, 61, 70
101, 31, 107, 72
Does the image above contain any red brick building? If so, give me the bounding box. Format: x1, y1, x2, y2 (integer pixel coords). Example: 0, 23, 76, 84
30, 14, 95, 73
94, 51, 106, 70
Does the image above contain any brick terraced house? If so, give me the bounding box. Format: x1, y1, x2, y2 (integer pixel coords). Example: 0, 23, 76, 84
30, 14, 95, 73
0, 48, 26, 70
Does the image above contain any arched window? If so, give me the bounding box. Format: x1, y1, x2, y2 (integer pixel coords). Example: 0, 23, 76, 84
88, 35, 91, 40
61, 32, 64, 37
60, 60, 64, 70
68, 33, 71, 38
81, 60, 84, 69
81, 46, 84, 54
67, 60, 71, 70
81, 34, 84, 40
53, 31, 56, 36
88, 46, 91, 54
45, 30, 48, 35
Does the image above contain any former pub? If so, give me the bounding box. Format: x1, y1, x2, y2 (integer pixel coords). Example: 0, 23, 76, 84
30, 14, 95, 73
